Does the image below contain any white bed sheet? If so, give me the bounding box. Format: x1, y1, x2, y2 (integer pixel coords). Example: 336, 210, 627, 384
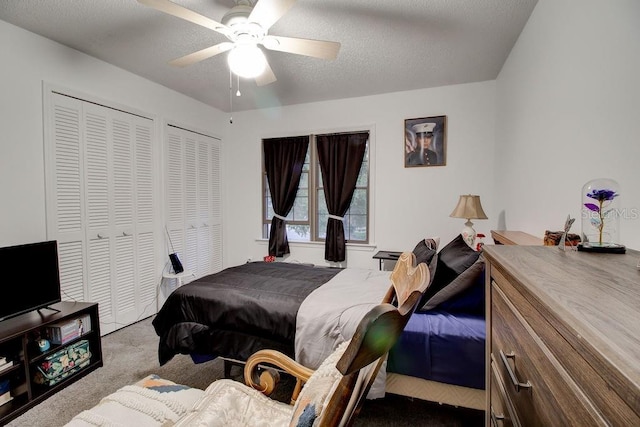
295, 268, 392, 398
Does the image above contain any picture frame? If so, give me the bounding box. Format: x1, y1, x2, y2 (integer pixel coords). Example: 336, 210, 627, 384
404, 115, 447, 167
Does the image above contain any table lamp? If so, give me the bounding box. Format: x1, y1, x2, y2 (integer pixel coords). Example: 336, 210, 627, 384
450, 194, 488, 248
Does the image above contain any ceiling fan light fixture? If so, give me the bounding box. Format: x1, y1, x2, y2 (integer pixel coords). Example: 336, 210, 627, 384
228, 44, 267, 78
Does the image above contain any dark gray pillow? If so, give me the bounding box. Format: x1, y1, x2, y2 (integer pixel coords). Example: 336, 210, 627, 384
419, 256, 484, 311
412, 237, 439, 265
417, 234, 481, 311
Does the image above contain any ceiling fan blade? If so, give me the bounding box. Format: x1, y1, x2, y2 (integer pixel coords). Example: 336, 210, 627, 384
138, 0, 231, 36
169, 42, 234, 67
262, 35, 341, 60
248, 0, 297, 31
255, 61, 277, 86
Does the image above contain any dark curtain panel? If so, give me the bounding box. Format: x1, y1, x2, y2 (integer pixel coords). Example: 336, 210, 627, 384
317, 132, 368, 262
263, 136, 309, 257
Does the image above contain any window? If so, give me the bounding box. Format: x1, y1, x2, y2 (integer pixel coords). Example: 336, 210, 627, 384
263, 132, 369, 243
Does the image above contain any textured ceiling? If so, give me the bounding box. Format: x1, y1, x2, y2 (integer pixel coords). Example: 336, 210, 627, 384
0, 0, 538, 112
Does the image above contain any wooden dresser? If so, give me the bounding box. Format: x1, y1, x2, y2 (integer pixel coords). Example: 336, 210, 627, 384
482, 245, 640, 426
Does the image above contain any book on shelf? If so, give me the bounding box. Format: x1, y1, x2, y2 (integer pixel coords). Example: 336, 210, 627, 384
0, 390, 13, 406
45, 314, 91, 345
0, 360, 14, 373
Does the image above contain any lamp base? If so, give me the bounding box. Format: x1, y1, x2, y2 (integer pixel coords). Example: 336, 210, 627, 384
461, 221, 476, 249
577, 242, 626, 254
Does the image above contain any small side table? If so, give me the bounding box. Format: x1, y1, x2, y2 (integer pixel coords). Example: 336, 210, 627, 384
372, 250, 402, 271
162, 270, 195, 287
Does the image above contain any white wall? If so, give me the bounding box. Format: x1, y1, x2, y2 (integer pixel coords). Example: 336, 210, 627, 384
15, 0, 635, 271
0, 20, 226, 247
223, 81, 497, 269
495, 0, 640, 250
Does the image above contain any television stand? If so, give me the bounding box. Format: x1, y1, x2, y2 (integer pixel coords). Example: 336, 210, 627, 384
0, 301, 102, 425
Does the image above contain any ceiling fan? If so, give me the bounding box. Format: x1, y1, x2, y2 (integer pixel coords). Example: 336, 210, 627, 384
138, 0, 341, 86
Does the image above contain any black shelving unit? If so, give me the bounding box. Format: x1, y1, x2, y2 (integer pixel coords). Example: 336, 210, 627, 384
0, 301, 102, 425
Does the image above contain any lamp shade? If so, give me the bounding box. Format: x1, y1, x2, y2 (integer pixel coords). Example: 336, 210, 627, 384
450, 195, 488, 220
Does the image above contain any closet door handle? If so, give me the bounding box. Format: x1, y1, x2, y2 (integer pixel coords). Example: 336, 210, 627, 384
97, 233, 104, 239
500, 350, 531, 392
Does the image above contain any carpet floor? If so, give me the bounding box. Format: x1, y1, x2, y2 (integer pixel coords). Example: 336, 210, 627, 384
7, 316, 484, 426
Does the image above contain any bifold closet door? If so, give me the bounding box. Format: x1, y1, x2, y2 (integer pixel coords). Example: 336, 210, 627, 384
165, 125, 222, 282
46, 92, 157, 335
46, 94, 87, 304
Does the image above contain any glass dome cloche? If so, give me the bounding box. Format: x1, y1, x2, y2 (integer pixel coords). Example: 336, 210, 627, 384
578, 178, 626, 253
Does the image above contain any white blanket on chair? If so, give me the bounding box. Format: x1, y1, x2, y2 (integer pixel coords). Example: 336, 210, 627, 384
295, 268, 391, 399
66, 384, 204, 427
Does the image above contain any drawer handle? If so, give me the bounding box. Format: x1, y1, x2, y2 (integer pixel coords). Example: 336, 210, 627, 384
490, 406, 505, 426
500, 350, 532, 392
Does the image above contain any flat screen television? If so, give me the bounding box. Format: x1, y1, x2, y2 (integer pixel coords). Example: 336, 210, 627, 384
0, 240, 62, 322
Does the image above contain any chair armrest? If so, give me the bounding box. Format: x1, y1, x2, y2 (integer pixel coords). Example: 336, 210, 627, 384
244, 349, 315, 403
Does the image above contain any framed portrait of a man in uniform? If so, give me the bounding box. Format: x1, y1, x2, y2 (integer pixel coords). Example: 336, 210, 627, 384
404, 115, 447, 167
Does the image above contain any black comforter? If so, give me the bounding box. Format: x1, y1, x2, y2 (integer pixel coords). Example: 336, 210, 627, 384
153, 261, 342, 365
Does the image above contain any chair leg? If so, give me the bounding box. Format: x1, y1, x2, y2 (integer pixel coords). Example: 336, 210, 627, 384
291, 379, 304, 404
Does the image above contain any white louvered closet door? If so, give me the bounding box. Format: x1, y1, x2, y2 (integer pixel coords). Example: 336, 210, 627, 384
46, 91, 157, 335
165, 125, 222, 283
111, 110, 136, 327
197, 141, 212, 276
46, 94, 87, 302
134, 120, 157, 319
209, 141, 223, 273
183, 135, 199, 276
83, 102, 115, 328
166, 131, 186, 276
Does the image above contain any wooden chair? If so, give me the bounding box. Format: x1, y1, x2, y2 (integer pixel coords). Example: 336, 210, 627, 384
174, 252, 430, 427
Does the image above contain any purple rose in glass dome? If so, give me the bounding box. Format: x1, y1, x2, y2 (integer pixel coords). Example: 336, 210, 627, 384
584, 189, 619, 245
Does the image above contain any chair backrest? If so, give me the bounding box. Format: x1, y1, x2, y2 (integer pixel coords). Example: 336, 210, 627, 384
318, 252, 431, 427
381, 251, 431, 315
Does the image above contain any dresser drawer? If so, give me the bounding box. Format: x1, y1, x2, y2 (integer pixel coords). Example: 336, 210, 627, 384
490, 359, 519, 427
491, 266, 640, 426
491, 282, 605, 426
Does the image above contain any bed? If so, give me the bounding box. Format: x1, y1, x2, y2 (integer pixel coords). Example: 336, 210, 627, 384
153, 235, 486, 410
152, 261, 342, 365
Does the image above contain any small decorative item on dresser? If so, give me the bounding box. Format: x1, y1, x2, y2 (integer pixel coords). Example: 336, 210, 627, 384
544, 215, 581, 250
578, 178, 626, 253
544, 230, 581, 247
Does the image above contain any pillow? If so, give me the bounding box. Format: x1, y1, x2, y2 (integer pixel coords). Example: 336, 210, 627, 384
417, 234, 481, 311
412, 237, 440, 265
420, 256, 485, 312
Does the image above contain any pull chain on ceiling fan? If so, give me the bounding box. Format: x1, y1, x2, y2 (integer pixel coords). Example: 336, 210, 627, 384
137, 0, 341, 86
